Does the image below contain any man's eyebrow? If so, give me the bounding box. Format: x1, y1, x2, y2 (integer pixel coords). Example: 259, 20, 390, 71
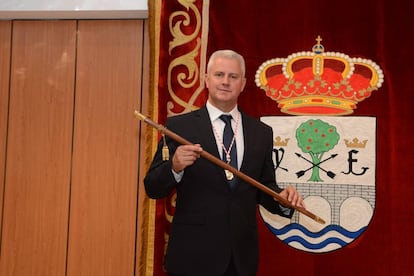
213, 71, 240, 75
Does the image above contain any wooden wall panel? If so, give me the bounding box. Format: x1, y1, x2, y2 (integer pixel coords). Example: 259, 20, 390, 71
67, 20, 142, 276
0, 21, 12, 244
0, 20, 76, 275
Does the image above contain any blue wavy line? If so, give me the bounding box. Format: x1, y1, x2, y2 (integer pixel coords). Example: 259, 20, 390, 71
284, 235, 348, 249
266, 222, 367, 239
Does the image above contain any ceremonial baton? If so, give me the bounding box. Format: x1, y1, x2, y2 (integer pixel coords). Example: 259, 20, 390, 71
134, 110, 325, 224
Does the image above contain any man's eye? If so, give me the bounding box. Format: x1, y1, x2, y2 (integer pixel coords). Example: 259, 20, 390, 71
215, 72, 224, 77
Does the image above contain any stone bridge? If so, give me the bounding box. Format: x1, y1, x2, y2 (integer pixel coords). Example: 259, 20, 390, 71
278, 182, 376, 225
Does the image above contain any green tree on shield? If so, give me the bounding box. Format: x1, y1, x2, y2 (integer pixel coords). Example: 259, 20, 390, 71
296, 119, 340, 182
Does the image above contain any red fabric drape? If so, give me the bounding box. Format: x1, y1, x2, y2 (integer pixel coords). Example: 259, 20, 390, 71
150, 0, 414, 275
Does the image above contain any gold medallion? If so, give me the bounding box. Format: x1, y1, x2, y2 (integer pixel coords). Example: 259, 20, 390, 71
225, 169, 234, 181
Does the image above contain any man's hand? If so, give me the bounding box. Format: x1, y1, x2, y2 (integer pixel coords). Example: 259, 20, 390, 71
279, 185, 306, 208
172, 144, 203, 173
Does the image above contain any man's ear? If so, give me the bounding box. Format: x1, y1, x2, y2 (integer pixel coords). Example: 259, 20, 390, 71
241, 77, 247, 91
204, 74, 209, 88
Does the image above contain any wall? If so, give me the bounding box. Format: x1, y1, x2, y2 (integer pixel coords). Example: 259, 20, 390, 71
0, 19, 151, 275
0, 0, 148, 19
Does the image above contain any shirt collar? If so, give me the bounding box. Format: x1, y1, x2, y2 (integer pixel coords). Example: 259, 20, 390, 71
206, 101, 239, 122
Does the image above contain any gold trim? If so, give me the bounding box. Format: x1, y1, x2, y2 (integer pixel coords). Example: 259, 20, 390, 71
144, 0, 210, 274
144, 0, 161, 275
353, 61, 380, 87
279, 95, 355, 115
166, 0, 209, 116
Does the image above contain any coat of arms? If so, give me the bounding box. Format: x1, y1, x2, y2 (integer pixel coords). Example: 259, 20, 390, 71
256, 37, 383, 253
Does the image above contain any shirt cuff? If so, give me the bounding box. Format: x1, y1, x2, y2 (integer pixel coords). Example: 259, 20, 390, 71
172, 169, 184, 182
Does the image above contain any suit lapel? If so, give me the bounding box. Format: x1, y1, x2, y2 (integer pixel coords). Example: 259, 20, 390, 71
194, 107, 260, 192
240, 112, 256, 174
194, 106, 221, 160
194, 106, 237, 191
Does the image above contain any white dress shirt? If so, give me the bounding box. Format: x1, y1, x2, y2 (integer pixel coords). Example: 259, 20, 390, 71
206, 101, 244, 169
172, 101, 244, 182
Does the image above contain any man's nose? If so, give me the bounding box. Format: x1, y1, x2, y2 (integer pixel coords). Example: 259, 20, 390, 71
222, 75, 230, 84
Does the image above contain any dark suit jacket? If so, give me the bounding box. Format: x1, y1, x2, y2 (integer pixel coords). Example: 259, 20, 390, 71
144, 106, 293, 276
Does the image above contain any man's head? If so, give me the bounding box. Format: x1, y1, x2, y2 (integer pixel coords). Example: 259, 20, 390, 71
205, 50, 247, 112
207, 50, 246, 77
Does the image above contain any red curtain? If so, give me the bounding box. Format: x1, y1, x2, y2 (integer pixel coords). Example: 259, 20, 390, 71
149, 0, 414, 275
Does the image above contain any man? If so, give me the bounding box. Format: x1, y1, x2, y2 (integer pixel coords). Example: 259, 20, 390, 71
144, 50, 305, 276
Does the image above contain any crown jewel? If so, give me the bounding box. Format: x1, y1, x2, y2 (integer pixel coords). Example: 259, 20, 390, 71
255, 36, 384, 115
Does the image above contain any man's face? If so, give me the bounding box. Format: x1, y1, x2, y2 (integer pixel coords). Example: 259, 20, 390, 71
205, 57, 246, 111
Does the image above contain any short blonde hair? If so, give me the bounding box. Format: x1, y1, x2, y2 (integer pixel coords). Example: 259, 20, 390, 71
207, 50, 246, 77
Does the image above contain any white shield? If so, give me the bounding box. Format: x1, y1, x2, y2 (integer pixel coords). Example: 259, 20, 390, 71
260, 116, 376, 253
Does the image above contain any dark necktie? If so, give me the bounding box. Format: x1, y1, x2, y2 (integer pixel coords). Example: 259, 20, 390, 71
220, 114, 238, 188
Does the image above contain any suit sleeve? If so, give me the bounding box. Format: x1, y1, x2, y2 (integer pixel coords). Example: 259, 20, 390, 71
143, 120, 180, 199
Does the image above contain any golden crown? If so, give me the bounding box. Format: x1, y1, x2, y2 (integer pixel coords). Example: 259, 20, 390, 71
344, 138, 368, 148
255, 36, 384, 115
273, 136, 290, 147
